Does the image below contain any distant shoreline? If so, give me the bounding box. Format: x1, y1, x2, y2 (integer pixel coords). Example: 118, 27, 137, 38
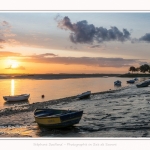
0, 73, 121, 80
0, 73, 150, 80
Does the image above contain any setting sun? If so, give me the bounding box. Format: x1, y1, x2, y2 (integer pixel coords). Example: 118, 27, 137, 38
6, 59, 19, 69
11, 61, 19, 68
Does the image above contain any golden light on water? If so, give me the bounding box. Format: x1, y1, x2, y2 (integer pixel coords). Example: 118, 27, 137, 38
11, 79, 15, 96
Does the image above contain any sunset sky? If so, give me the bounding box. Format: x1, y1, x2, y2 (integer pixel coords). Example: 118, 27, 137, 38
0, 12, 150, 74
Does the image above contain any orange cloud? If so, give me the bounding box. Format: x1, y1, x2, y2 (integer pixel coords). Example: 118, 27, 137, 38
0, 51, 21, 57
0, 51, 144, 68
19, 53, 142, 68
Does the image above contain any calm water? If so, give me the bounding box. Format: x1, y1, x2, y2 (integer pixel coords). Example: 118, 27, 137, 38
0, 77, 143, 109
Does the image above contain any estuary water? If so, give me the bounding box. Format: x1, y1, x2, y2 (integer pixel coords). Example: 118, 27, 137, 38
0, 77, 142, 109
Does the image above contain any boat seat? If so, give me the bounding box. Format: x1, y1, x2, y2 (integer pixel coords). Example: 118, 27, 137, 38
36, 112, 54, 117
35, 110, 73, 117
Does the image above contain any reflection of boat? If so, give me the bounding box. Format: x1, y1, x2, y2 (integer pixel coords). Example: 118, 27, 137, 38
4, 100, 29, 106
3, 94, 30, 102
34, 108, 83, 128
114, 80, 121, 86
77, 91, 91, 99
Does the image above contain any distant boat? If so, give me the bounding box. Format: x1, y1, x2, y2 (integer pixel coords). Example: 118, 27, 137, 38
34, 108, 83, 128
3, 94, 30, 102
77, 91, 91, 99
103, 76, 109, 78
114, 80, 121, 86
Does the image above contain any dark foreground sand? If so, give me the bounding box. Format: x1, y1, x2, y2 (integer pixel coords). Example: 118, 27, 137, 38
1, 84, 150, 138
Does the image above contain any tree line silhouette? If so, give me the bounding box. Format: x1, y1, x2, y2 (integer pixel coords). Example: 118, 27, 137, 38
129, 64, 150, 73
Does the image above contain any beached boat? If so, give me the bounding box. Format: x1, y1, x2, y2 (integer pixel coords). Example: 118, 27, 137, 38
126, 79, 135, 84
144, 79, 150, 84
127, 78, 138, 84
114, 80, 121, 86
34, 108, 83, 128
77, 91, 91, 99
136, 80, 150, 88
3, 94, 30, 102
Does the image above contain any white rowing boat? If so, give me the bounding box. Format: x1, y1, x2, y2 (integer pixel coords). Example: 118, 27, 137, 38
3, 94, 30, 102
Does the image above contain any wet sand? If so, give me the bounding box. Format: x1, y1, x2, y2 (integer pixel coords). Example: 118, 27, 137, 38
1, 85, 150, 138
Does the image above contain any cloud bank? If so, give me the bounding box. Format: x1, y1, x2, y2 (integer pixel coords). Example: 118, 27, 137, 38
57, 16, 131, 44
139, 33, 150, 42
0, 51, 144, 68
20, 53, 141, 68
56, 16, 150, 46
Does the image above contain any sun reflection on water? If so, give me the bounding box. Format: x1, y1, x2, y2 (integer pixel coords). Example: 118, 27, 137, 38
11, 79, 15, 96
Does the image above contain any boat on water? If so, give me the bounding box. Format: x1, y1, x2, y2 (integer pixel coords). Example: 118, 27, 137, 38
114, 80, 121, 86
103, 76, 109, 78
34, 108, 83, 128
77, 91, 91, 99
3, 94, 30, 102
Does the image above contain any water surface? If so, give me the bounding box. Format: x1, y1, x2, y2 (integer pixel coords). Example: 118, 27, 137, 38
0, 77, 142, 109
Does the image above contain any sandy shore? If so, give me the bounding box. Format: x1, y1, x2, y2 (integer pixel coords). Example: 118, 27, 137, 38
1, 84, 150, 138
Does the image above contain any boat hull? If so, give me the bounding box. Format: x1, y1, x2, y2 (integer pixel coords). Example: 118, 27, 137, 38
127, 80, 135, 84
78, 94, 91, 99
34, 109, 83, 128
136, 82, 149, 88
3, 94, 30, 102
136, 85, 148, 88
77, 91, 91, 99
